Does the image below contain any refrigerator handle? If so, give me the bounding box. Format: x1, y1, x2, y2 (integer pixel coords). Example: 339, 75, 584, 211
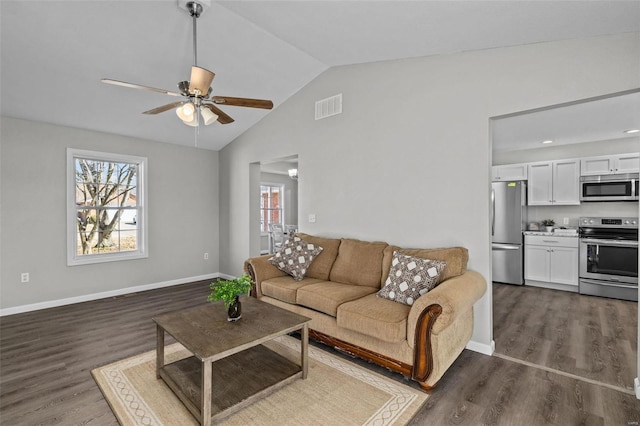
491, 188, 495, 237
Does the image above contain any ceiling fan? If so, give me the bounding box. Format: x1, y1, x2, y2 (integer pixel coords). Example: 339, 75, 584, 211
101, 0, 273, 127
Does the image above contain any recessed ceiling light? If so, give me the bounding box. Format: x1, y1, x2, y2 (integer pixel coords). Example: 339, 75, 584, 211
624, 129, 640, 134
542, 140, 553, 144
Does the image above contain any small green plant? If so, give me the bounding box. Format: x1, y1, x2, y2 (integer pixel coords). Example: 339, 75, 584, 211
541, 219, 555, 226
208, 274, 254, 309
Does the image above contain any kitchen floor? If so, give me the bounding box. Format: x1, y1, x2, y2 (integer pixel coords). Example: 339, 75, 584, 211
493, 282, 638, 392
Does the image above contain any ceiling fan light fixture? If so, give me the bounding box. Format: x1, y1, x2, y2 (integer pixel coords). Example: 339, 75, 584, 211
180, 114, 198, 127
176, 102, 195, 121
200, 106, 219, 125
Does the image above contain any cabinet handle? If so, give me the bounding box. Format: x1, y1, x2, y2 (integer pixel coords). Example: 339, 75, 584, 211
542, 240, 558, 243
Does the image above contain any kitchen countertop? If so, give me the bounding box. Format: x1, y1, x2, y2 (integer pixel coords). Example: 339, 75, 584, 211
523, 231, 578, 237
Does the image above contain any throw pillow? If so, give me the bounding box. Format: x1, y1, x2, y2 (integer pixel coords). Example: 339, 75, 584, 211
377, 251, 446, 306
268, 236, 323, 281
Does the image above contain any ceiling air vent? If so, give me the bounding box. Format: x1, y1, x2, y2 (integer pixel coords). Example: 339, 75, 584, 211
315, 93, 342, 120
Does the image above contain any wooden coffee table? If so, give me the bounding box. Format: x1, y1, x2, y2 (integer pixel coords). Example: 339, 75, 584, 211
153, 297, 311, 426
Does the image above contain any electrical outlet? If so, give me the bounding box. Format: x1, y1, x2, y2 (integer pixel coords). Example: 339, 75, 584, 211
21, 272, 29, 283
563, 217, 569, 225
308, 214, 316, 223
204, 252, 209, 260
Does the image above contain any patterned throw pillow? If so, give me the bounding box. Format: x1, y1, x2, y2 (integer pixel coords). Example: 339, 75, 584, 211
268, 236, 323, 281
377, 251, 446, 306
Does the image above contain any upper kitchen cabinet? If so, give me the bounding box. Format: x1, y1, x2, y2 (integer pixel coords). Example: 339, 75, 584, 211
581, 153, 640, 176
492, 163, 528, 181
528, 159, 580, 205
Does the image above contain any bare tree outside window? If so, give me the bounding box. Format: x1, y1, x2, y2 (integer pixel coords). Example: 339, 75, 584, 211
75, 158, 139, 255
67, 149, 147, 266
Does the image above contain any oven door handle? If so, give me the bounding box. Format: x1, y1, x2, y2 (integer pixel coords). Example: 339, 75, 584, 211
580, 238, 638, 247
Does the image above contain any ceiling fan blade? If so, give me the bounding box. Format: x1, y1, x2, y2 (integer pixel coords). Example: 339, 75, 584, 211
142, 101, 185, 115
189, 66, 215, 95
101, 78, 182, 97
202, 103, 234, 124
211, 96, 273, 109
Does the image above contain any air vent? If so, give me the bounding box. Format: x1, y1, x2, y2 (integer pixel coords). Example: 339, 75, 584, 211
315, 93, 342, 120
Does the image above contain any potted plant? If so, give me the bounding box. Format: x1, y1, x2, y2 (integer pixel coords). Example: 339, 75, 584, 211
208, 274, 254, 322
541, 219, 555, 232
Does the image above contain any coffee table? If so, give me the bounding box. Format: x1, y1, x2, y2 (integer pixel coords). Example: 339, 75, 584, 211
153, 297, 311, 426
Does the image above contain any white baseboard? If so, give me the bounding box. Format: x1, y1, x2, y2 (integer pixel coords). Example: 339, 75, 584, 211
0, 273, 229, 317
466, 339, 495, 356
635, 377, 640, 399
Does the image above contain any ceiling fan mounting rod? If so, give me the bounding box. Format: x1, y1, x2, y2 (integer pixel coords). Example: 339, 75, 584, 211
186, 1, 203, 66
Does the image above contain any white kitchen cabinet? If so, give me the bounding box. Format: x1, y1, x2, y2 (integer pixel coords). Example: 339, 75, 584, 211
525, 235, 579, 291
528, 159, 580, 205
580, 153, 640, 175
492, 163, 528, 181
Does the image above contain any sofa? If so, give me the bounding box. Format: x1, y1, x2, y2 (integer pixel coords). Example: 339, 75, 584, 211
244, 233, 487, 391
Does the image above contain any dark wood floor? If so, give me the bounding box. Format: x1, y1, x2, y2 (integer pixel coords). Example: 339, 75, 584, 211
493, 282, 638, 392
1, 281, 639, 425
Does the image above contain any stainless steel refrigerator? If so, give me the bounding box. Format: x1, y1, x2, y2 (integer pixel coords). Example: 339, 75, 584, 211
491, 181, 527, 285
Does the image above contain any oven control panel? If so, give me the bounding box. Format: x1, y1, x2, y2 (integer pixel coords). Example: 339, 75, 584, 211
580, 217, 638, 228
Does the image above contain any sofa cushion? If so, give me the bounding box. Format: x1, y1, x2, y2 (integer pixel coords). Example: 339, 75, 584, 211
381, 246, 468, 285
268, 236, 323, 281
337, 294, 411, 343
377, 251, 446, 306
296, 282, 378, 317
261, 276, 325, 304
295, 233, 341, 280
329, 239, 388, 288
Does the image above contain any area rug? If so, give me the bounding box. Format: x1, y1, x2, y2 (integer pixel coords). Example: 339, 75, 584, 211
92, 335, 427, 426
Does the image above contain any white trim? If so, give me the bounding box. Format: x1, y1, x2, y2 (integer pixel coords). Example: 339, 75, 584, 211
466, 339, 495, 356
67, 148, 148, 266
0, 273, 223, 317
635, 377, 640, 399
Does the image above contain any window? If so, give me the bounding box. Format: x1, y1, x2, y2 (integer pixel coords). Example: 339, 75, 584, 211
260, 184, 283, 233
67, 148, 147, 266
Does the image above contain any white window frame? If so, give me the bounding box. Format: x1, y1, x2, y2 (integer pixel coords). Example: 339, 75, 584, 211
260, 183, 284, 235
66, 148, 148, 266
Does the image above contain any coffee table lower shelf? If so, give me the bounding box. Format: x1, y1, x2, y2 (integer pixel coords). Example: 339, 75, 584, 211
159, 344, 302, 424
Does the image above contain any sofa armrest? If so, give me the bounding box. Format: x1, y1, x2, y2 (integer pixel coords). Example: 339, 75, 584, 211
244, 255, 287, 298
407, 270, 486, 348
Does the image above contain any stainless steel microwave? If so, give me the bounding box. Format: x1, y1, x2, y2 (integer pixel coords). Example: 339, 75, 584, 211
580, 173, 639, 202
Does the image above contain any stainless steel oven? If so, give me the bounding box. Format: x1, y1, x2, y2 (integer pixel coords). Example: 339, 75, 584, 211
579, 217, 638, 301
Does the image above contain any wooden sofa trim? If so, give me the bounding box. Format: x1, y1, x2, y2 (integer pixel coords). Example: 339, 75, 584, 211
411, 304, 443, 390
306, 299, 441, 393
307, 328, 414, 378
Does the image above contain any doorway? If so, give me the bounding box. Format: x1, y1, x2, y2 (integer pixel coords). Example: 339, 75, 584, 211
490, 90, 640, 393
255, 155, 299, 255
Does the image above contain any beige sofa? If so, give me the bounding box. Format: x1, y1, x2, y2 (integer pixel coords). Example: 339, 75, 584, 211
244, 233, 487, 391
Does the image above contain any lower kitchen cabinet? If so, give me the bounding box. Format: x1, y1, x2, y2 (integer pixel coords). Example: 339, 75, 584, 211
524, 235, 579, 291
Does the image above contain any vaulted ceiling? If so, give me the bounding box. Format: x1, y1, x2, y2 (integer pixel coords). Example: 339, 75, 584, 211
2, 1, 639, 151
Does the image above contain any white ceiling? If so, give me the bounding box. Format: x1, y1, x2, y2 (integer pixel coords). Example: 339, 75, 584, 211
2, 1, 640, 151
493, 90, 640, 153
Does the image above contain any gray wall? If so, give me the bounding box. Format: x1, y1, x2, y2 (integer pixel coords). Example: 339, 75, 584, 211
0, 117, 220, 310
219, 33, 640, 351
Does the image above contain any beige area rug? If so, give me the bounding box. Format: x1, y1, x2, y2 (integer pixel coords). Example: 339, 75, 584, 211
92, 335, 427, 426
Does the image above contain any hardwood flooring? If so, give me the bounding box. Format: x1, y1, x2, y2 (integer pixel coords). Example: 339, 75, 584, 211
1, 281, 639, 425
493, 283, 638, 392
